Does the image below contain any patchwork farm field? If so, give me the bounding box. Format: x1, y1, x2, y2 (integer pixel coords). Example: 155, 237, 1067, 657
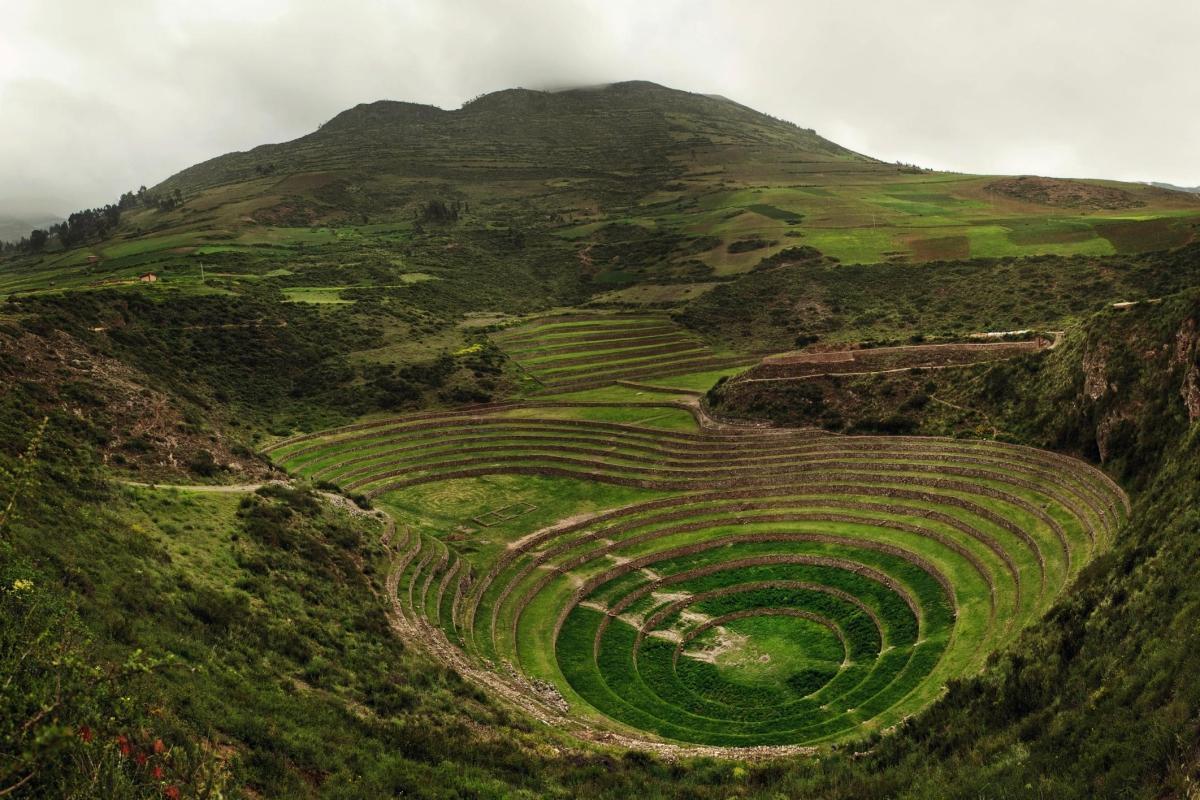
265, 383, 1127, 751
560, 173, 1200, 274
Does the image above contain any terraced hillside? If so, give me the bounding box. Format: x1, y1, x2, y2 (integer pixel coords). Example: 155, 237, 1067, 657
265, 397, 1127, 751
491, 313, 755, 393
741, 339, 1052, 382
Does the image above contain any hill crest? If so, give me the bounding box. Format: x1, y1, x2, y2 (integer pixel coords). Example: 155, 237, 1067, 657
153, 81, 869, 197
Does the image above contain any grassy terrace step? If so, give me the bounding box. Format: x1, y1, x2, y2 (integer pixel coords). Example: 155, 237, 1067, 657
269, 401, 1126, 750
504, 333, 693, 358
539, 355, 754, 387
522, 342, 710, 372
304, 431, 1110, 503
501, 326, 687, 348
490, 312, 754, 393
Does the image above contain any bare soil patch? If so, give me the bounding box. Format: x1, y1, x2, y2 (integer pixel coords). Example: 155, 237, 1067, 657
984, 176, 1143, 210
748, 340, 1047, 381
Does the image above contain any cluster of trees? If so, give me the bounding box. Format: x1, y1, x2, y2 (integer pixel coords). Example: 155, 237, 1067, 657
118, 185, 184, 213
894, 160, 934, 173
415, 198, 468, 225
1, 186, 185, 255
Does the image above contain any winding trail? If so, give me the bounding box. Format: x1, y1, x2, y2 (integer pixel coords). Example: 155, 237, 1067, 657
120, 480, 272, 493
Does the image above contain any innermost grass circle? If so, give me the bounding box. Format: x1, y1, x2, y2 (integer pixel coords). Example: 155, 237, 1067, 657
699, 613, 846, 693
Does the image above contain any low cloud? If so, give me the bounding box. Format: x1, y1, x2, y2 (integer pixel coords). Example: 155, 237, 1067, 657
2, 0, 1198, 216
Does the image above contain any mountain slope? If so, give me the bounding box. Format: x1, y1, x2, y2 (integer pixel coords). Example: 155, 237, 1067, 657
4, 81, 1200, 303
0, 214, 62, 245
154, 81, 873, 198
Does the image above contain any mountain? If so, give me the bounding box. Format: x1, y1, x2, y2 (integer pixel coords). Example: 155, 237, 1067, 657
1149, 180, 1200, 194
4, 81, 1199, 301
0, 213, 62, 244
157, 81, 872, 199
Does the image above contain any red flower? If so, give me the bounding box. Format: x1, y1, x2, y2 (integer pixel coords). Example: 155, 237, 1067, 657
117, 735, 131, 756
153, 738, 166, 755
78, 726, 94, 743
135, 751, 148, 767
164, 786, 181, 800
151, 765, 164, 780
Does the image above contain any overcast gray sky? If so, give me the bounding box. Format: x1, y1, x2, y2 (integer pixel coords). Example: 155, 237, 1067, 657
2, 0, 1199, 217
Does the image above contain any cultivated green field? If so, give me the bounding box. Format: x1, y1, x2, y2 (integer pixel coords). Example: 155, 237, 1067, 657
561, 174, 1200, 273
491, 312, 755, 393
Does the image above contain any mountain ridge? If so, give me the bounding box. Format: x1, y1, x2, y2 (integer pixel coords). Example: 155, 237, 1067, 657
152, 80, 872, 198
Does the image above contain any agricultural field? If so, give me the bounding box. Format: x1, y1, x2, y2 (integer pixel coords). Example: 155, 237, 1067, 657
490, 312, 756, 393
562, 174, 1200, 274
265, 396, 1127, 750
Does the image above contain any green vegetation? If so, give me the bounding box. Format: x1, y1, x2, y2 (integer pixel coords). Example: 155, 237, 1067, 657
680, 244, 1200, 350
3, 80, 1200, 799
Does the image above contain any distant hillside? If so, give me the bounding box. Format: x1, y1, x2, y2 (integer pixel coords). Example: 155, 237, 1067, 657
154, 81, 873, 199
0, 213, 62, 244
1149, 181, 1200, 194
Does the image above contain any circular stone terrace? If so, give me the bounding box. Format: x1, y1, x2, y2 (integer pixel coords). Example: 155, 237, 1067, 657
264, 391, 1126, 754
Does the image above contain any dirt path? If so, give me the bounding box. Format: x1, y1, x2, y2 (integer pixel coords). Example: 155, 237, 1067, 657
735, 335, 1063, 387
120, 481, 376, 521
927, 394, 1007, 438
119, 480, 272, 493
729, 360, 988, 385
615, 379, 704, 397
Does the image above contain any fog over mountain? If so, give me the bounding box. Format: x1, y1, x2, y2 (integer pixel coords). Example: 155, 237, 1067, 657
2, 0, 1199, 217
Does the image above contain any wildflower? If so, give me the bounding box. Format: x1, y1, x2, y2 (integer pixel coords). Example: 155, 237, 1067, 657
153, 738, 166, 754
164, 786, 181, 800
11, 578, 33, 592
78, 726, 94, 743
117, 735, 131, 756
135, 751, 148, 767
151, 765, 164, 780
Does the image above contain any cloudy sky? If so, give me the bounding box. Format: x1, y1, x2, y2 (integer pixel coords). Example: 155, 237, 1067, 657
2, 0, 1199, 217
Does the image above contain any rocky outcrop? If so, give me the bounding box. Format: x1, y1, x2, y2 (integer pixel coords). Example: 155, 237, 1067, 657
1082, 344, 1111, 401
1174, 318, 1200, 421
